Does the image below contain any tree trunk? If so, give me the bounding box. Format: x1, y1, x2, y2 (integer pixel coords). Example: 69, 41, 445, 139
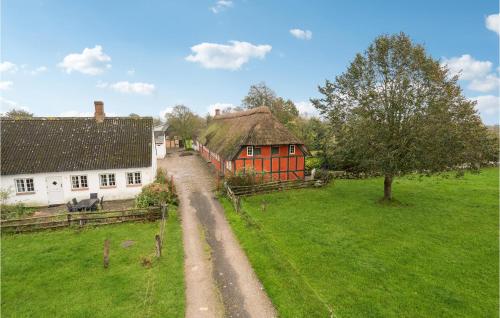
384, 174, 393, 201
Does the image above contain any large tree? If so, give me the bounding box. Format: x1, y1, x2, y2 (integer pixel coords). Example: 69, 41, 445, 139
164, 105, 204, 141
242, 82, 299, 125
311, 33, 490, 201
4, 109, 33, 119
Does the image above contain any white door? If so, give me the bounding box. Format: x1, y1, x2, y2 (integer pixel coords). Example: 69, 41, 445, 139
46, 176, 64, 205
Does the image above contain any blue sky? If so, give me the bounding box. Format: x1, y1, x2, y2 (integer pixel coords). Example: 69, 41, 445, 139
1, 0, 498, 124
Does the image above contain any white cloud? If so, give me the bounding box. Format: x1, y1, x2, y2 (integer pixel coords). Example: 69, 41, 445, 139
289, 29, 312, 40
211, 0, 233, 13
186, 41, 272, 70
442, 54, 499, 93
99, 81, 156, 95
468, 74, 500, 93
0, 61, 18, 73
0, 81, 13, 90
30, 66, 48, 75
58, 45, 111, 75
486, 13, 500, 35
441, 54, 492, 80
208, 102, 235, 115
159, 106, 174, 119
471, 95, 499, 124
295, 101, 319, 117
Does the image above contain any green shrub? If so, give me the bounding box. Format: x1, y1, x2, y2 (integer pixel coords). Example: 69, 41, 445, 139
225, 169, 266, 187
305, 157, 324, 173
1, 204, 36, 220
155, 168, 168, 184
314, 169, 334, 183
135, 183, 177, 208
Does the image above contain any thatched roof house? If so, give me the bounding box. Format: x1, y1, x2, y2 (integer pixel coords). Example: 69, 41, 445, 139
197, 106, 308, 181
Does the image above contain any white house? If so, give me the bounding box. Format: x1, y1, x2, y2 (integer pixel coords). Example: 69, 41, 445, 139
154, 123, 167, 159
0, 101, 157, 207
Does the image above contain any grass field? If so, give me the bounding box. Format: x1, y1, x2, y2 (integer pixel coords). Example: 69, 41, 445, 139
1, 210, 185, 318
222, 168, 499, 317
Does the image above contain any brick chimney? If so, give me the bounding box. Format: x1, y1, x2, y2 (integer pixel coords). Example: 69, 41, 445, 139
215, 109, 220, 116
94, 101, 105, 123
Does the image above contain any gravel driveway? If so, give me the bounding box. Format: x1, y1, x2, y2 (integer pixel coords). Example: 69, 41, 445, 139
159, 150, 276, 318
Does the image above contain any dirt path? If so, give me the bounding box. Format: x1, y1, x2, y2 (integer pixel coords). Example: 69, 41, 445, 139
159, 150, 276, 318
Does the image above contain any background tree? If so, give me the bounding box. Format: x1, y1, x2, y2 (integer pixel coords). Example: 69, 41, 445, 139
4, 109, 34, 119
242, 82, 276, 109
164, 105, 204, 141
242, 82, 299, 125
311, 33, 490, 201
152, 117, 162, 126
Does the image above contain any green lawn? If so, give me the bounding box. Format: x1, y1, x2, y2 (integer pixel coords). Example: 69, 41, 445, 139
221, 168, 499, 317
1, 210, 185, 318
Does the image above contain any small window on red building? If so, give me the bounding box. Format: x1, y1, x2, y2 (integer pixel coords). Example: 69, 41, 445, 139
289, 145, 296, 155
247, 146, 253, 156
254, 147, 262, 156
271, 146, 279, 155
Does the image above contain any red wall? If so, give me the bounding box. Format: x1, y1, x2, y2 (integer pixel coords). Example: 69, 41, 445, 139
198, 143, 306, 181
234, 145, 305, 181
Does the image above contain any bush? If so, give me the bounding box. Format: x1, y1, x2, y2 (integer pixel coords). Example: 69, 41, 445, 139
225, 169, 267, 187
313, 169, 334, 183
135, 183, 177, 208
1, 203, 36, 220
155, 168, 168, 184
305, 157, 324, 174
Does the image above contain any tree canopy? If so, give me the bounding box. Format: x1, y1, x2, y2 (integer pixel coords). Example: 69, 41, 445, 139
164, 105, 204, 141
242, 82, 299, 125
311, 33, 490, 200
3, 109, 34, 119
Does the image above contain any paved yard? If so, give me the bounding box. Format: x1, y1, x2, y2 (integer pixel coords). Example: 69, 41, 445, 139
33, 199, 135, 216
159, 150, 276, 318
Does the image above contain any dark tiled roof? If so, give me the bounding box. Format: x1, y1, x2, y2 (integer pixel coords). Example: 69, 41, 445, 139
1, 117, 153, 175
198, 106, 306, 160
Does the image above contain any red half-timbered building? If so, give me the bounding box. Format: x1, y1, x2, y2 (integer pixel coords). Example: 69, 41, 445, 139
197, 106, 309, 181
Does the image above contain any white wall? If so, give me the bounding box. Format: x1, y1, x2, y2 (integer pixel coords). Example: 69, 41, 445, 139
155, 135, 166, 159
0, 166, 154, 207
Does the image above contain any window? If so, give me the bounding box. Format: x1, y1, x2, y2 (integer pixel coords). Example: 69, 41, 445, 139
289, 145, 296, 155
71, 175, 88, 189
254, 147, 262, 156
100, 173, 116, 187
15, 178, 34, 194
247, 146, 253, 157
271, 146, 280, 155
127, 172, 142, 185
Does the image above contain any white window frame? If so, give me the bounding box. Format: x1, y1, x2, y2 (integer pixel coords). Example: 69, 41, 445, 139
247, 146, 254, 157
127, 172, 142, 185
226, 161, 232, 171
99, 173, 116, 187
71, 175, 88, 190
289, 145, 296, 155
15, 178, 35, 194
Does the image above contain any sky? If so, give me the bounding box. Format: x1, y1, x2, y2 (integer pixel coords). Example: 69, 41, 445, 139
1, 0, 498, 124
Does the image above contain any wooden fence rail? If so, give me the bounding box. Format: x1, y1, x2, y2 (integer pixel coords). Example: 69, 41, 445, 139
224, 179, 323, 211
1, 207, 161, 233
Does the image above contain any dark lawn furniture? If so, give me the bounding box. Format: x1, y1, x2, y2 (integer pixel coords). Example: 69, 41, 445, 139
90, 193, 98, 199
72, 198, 78, 205
66, 202, 77, 212
75, 198, 100, 211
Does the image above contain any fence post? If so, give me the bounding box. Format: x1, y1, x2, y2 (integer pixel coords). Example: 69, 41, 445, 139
155, 234, 162, 257
67, 214, 72, 226
103, 239, 110, 268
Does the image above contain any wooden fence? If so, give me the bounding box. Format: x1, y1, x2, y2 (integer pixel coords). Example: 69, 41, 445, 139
1, 207, 161, 234
224, 179, 323, 212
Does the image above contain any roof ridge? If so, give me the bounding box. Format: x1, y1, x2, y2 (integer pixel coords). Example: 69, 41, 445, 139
213, 106, 271, 120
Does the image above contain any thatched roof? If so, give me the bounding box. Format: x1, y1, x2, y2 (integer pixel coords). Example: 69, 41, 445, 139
198, 106, 305, 160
